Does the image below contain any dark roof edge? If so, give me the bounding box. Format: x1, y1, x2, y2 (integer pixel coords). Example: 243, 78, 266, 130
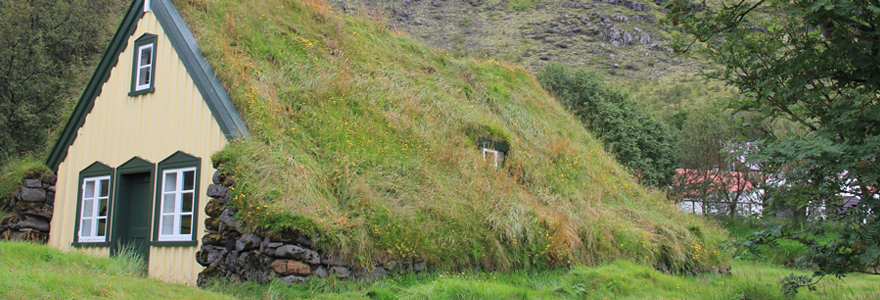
46, 0, 251, 172
46, 0, 146, 171
152, 0, 251, 142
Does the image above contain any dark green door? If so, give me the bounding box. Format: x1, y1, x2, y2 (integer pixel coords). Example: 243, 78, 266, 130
112, 172, 152, 270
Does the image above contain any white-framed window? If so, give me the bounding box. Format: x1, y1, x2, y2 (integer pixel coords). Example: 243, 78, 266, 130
157, 167, 196, 241
482, 148, 503, 168
134, 43, 154, 91
79, 176, 111, 243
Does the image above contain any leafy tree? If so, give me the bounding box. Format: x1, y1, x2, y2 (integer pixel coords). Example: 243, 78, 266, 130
667, 0, 880, 295
671, 109, 765, 217
538, 63, 678, 187
0, 0, 125, 161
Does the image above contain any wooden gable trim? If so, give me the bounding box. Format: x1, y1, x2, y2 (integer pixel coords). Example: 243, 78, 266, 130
46, 0, 251, 172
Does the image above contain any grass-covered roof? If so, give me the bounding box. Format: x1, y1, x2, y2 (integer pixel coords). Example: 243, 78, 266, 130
176, 0, 726, 272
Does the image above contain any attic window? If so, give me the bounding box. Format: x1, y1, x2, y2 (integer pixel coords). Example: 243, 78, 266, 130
477, 137, 510, 169
129, 34, 158, 96
482, 148, 503, 168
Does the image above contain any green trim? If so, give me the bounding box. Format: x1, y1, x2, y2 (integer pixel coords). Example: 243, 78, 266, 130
150, 241, 198, 247
73, 162, 114, 245
45, 0, 145, 171
152, 151, 201, 243
109, 157, 154, 256
71, 242, 111, 248
129, 34, 158, 96
45, 0, 252, 172
151, 0, 251, 142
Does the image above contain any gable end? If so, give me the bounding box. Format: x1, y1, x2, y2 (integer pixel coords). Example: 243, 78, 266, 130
46, 0, 251, 172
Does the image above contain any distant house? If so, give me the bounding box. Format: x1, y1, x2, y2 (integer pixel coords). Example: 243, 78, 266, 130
672, 168, 764, 216
45, 0, 250, 285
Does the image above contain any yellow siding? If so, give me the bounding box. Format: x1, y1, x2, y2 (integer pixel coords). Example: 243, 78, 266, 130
48, 12, 227, 285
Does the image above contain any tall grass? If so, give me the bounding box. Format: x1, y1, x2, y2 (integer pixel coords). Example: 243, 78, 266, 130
177, 0, 727, 273
0, 241, 229, 299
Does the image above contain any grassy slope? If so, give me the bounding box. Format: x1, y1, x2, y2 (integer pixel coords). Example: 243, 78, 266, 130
0, 241, 230, 299
177, 0, 724, 272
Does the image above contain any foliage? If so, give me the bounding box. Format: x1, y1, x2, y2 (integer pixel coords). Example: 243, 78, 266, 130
537, 63, 679, 187
669, 109, 766, 217
178, 0, 725, 273
0, 0, 126, 162
0, 241, 228, 299
667, 0, 880, 295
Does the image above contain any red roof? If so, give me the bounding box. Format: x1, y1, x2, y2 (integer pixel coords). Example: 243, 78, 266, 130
674, 168, 759, 193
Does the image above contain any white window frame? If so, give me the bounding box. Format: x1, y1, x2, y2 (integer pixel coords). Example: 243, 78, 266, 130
78, 176, 111, 243
157, 167, 197, 241
482, 148, 502, 168
134, 43, 154, 91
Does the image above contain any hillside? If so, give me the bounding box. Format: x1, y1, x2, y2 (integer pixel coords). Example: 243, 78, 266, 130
176, 0, 725, 273
324, 0, 740, 119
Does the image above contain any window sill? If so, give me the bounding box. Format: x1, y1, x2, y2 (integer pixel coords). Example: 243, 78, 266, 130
128, 87, 155, 96
151, 240, 197, 247
71, 242, 110, 248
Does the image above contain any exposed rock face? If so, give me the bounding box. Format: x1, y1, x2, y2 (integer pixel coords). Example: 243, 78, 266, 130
1, 172, 56, 243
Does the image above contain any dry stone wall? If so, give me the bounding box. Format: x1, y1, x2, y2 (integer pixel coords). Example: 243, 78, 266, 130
196, 168, 424, 286
1, 172, 56, 243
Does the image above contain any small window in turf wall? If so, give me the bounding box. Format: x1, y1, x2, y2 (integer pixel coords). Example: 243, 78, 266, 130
477, 137, 509, 168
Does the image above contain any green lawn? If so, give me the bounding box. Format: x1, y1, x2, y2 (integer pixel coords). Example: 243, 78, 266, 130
0, 241, 231, 299
2, 241, 876, 299
205, 260, 879, 299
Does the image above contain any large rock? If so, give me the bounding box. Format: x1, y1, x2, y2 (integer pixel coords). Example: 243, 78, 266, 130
236, 233, 262, 252
18, 187, 46, 202
274, 245, 320, 264
219, 208, 238, 231
16, 215, 49, 232
271, 259, 310, 276
330, 266, 351, 278
202, 233, 227, 246
44, 191, 55, 205
205, 199, 224, 218
205, 217, 221, 231
14, 201, 53, 219
206, 184, 229, 199
24, 179, 42, 188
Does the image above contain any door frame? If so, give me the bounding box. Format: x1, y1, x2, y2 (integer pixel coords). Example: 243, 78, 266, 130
110, 157, 154, 257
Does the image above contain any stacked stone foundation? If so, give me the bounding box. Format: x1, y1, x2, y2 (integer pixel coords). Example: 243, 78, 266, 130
196, 168, 425, 286
1, 171, 56, 243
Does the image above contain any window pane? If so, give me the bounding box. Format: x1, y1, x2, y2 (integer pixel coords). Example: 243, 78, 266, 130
161, 216, 174, 235
84, 181, 95, 198
83, 199, 94, 217
100, 179, 110, 197
180, 215, 192, 235
97, 218, 106, 237
164, 172, 178, 192
182, 192, 193, 213
98, 198, 108, 217
81, 219, 93, 237
138, 67, 151, 86
162, 193, 176, 213
183, 171, 195, 190
140, 47, 152, 66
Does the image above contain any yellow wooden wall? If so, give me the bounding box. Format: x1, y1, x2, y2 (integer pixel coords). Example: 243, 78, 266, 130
48, 11, 227, 286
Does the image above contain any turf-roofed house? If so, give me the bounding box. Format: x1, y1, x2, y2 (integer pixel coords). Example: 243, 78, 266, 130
45, 0, 249, 284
